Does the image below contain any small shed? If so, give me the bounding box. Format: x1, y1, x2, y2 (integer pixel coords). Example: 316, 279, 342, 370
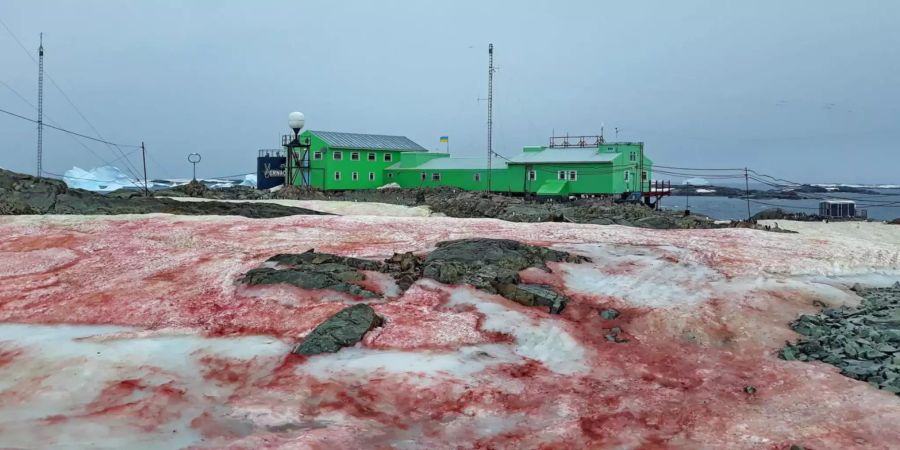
819, 200, 856, 218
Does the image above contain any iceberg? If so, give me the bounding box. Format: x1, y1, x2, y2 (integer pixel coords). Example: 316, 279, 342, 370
63, 166, 138, 192
682, 177, 710, 186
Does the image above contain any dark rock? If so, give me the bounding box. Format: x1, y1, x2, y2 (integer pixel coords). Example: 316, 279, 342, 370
421, 238, 586, 314
743, 386, 757, 395
780, 284, 900, 396
383, 252, 423, 291
422, 238, 586, 293
0, 168, 327, 218
241, 250, 384, 298
293, 303, 383, 355
495, 283, 568, 314
600, 308, 620, 320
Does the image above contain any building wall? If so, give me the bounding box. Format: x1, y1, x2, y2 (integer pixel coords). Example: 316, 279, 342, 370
388, 168, 515, 191
293, 132, 404, 190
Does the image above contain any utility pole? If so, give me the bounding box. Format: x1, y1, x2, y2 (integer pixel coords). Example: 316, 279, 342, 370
141, 142, 148, 196
486, 43, 495, 192
745, 167, 751, 221
36, 33, 44, 177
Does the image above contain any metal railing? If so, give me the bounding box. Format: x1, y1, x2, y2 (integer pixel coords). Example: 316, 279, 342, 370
549, 135, 605, 148
258, 149, 284, 158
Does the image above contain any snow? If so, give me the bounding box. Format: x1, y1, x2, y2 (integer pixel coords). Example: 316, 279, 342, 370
695, 188, 716, 193
1, 215, 900, 448
63, 166, 138, 192
445, 283, 588, 375
0, 323, 288, 450
165, 197, 432, 217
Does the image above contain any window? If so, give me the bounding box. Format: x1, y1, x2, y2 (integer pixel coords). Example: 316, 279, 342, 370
368, 172, 375, 181
384, 153, 393, 162
629, 152, 636, 162
624, 171, 630, 182
351, 152, 360, 161
367, 153, 376, 161
558, 170, 566, 180
388, 173, 394, 178
333, 151, 343, 160
334, 171, 342, 181
351, 171, 359, 181
313, 151, 322, 160
528, 170, 536, 181
642, 171, 648, 181
432, 173, 441, 181
474, 173, 481, 182
420, 172, 426, 181
568, 170, 577, 181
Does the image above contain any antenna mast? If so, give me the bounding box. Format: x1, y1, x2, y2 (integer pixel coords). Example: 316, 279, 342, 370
486, 43, 495, 192
37, 33, 44, 177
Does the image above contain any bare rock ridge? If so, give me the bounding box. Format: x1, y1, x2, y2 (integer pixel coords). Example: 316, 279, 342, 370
240, 239, 589, 355
293, 303, 383, 355
781, 284, 900, 395
0, 168, 327, 218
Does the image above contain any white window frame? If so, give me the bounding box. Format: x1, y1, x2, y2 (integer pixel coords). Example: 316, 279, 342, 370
332, 151, 343, 160
528, 170, 536, 181
432, 173, 441, 181
313, 151, 322, 160
334, 171, 341, 181
367, 152, 376, 161
558, 170, 566, 180
568, 170, 577, 181
351, 152, 360, 161
474, 173, 481, 182
368, 172, 375, 181
384, 153, 393, 162
351, 171, 359, 181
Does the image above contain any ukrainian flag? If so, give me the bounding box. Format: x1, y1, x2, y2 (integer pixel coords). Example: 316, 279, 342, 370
439, 136, 449, 143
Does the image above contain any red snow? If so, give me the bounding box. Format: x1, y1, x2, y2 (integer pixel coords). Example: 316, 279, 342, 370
0, 215, 899, 449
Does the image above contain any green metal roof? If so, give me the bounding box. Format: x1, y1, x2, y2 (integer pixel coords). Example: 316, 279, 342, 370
536, 180, 570, 196
308, 130, 426, 151
508, 148, 620, 164
388, 156, 509, 171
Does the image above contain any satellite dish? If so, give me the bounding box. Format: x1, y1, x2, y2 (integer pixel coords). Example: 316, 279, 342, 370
288, 112, 305, 134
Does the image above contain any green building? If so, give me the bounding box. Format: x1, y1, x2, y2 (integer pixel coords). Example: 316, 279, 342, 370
286, 130, 427, 190
286, 131, 653, 197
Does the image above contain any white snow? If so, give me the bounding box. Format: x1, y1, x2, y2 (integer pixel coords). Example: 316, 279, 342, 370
443, 283, 589, 375
696, 188, 716, 193
0, 324, 288, 450
164, 197, 432, 217
298, 344, 521, 385
63, 166, 138, 192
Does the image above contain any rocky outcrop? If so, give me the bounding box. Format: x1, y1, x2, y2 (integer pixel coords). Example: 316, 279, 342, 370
0, 168, 326, 218
422, 239, 587, 313
293, 303, 384, 355
781, 284, 900, 395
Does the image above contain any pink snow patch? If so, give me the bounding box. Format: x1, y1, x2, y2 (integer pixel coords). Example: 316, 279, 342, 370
0, 215, 899, 449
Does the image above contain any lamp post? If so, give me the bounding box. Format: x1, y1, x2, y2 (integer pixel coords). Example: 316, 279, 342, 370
188, 153, 202, 181
286, 112, 305, 187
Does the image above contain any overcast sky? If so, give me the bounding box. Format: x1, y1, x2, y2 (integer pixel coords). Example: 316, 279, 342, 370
1, 1, 898, 183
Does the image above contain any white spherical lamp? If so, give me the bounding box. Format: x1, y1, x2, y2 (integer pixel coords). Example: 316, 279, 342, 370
288, 112, 305, 136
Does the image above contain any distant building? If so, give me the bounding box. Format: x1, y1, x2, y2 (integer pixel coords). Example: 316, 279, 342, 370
819, 200, 858, 218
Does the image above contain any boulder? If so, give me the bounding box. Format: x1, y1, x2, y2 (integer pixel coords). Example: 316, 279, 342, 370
293, 303, 383, 355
